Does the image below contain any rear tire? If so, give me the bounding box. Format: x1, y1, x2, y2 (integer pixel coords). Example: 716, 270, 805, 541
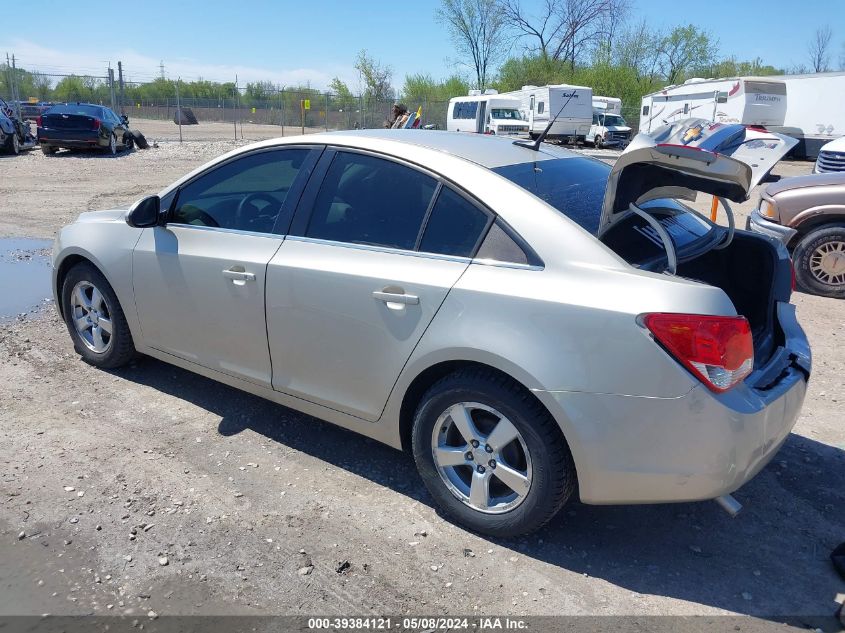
793, 225, 845, 299
61, 262, 136, 368
411, 367, 576, 537
41, 144, 56, 155
107, 133, 117, 156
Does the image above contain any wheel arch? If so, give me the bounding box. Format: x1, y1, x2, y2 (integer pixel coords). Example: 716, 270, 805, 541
392, 355, 587, 498
788, 215, 845, 248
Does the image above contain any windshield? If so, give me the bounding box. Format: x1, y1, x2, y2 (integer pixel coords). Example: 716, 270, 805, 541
599, 114, 626, 126
492, 157, 610, 234
491, 108, 523, 121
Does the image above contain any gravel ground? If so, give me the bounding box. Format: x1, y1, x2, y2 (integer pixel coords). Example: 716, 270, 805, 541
0, 121, 843, 628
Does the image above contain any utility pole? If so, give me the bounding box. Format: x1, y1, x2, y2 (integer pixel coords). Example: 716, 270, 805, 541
9, 54, 21, 120
108, 67, 116, 111
117, 61, 125, 114
175, 77, 182, 144
233, 75, 238, 141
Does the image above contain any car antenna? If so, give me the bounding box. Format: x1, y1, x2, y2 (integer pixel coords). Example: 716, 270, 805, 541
513, 88, 579, 151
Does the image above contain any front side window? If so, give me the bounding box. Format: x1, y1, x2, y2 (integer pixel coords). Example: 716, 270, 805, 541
171, 148, 312, 233
306, 152, 437, 250
419, 187, 489, 257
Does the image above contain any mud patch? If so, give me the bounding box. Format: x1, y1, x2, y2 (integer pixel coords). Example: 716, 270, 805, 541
0, 237, 52, 321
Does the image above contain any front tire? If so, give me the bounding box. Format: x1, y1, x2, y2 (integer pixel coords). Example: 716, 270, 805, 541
594, 135, 604, 149
411, 368, 576, 537
41, 144, 56, 155
61, 262, 136, 368
793, 225, 845, 298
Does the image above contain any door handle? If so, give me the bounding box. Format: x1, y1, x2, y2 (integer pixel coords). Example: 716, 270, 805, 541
373, 290, 419, 305
222, 268, 256, 282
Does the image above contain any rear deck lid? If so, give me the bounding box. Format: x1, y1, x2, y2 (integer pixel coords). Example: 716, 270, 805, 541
599, 119, 798, 235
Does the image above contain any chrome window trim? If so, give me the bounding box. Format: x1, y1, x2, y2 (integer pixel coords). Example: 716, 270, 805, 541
163, 223, 287, 240
471, 258, 544, 271
284, 234, 472, 264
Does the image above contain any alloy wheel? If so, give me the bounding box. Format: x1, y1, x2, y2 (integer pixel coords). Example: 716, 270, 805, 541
70, 281, 113, 353
809, 239, 845, 286
431, 402, 532, 514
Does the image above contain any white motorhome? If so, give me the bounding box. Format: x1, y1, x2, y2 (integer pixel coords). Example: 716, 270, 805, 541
498, 84, 593, 142
766, 71, 845, 159
639, 77, 787, 134
588, 96, 632, 147
446, 91, 529, 136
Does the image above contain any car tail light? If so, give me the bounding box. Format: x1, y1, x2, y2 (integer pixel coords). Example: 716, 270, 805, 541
91, 118, 101, 130
36, 115, 42, 127
643, 313, 754, 393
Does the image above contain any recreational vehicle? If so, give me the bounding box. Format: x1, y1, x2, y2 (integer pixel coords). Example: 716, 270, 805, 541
766, 71, 845, 159
639, 77, 787, 134
446, 91, 529, 136
588, 96, 631, 147
498, 84, 593, 142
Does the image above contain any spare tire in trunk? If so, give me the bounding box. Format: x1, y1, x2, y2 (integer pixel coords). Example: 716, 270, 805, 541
173, 108, 198, 125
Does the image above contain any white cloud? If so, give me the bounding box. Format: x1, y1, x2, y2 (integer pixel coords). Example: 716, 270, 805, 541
0, 38, 357, 90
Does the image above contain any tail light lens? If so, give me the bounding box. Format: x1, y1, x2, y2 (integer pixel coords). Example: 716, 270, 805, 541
643, 313, 754, 393
36, 115, 42, 127
91, 118, 101, 130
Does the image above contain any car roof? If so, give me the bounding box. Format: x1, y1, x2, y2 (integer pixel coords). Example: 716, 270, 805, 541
314, 129, 583, 169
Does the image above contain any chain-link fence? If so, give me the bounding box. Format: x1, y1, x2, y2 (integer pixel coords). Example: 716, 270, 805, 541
3, 55, 641, 136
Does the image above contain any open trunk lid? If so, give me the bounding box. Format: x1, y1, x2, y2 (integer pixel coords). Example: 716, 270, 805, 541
599, 118, 798, 236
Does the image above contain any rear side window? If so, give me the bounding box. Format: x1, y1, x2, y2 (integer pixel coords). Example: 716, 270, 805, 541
642, 105, 649, 116
419, 187, 489, 257
538, 102, 545, 114
306, 152, 437, 250
171, 148, 312, 233
492, 157, 610, 235
452, 101, 479, 120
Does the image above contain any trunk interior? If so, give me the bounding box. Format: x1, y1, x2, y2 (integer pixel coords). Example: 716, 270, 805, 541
675, 232, 787, 366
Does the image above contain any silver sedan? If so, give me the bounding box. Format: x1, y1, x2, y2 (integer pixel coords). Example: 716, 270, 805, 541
52, 128, 811, 536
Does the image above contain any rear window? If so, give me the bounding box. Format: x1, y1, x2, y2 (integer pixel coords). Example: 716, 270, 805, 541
492, 157, 610, 234
46, 104, 104, 117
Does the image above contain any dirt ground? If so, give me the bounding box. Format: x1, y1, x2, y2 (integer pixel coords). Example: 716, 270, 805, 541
0, 120, 843, 628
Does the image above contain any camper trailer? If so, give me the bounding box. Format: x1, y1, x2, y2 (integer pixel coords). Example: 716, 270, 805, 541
766, 71, 845, 159
497, 84, 593, 142
446, 91, 529, 136
639, 77, 787, 134
588, 96, 631, 147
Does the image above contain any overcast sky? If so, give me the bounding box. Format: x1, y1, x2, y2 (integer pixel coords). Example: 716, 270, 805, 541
1, 0, 843, 90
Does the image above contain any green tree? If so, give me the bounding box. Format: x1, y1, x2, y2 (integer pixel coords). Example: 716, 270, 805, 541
354, 49, 394, 101
660, 25, 718, 84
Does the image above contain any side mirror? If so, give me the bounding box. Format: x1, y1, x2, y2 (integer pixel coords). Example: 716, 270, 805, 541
126, 195, 161, 228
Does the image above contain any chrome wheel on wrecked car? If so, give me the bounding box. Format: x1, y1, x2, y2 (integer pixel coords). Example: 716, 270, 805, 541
70, 281, 113, 353
809, 239, 845, 286
431, 402, 533, 513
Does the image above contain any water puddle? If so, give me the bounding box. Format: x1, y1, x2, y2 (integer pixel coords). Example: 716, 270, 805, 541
0, 238, 53, 322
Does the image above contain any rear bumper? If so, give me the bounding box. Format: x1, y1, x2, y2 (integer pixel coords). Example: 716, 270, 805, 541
38, 128, 107, 148
746, 208, 797, 245
541, 303, 811, 505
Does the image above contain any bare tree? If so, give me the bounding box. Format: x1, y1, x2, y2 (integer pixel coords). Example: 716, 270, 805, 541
808, 25, 833, 73
437, 0, 508, 89
499, 0, 625, 69
354, 50, 393, 101
499, 0, 562, 59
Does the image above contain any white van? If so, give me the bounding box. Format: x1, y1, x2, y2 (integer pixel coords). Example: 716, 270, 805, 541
497, 84, 593, 142
588, 96, 632, 148
446, 92, 529, 136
